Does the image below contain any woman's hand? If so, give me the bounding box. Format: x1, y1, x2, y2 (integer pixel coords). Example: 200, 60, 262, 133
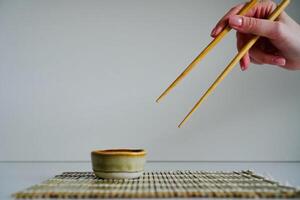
211, 0, 300, 71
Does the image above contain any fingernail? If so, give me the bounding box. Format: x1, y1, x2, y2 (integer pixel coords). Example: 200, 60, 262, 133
274, 57, 286, 66
241, 65, 246, 71
211, 27, 216, 36
240, 61, 246, 71
229, 16, 243, 27
214, 27, 222, 36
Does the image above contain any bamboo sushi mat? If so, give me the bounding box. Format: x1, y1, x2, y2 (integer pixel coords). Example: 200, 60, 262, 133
13, 171, 300, 199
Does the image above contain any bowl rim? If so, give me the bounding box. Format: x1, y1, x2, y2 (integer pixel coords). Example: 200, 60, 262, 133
92, 149, 146, 156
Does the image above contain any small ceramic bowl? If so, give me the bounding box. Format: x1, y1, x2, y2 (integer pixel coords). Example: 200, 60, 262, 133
91, 149, 146, 179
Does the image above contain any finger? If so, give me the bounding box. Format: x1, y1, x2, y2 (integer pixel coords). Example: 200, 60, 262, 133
241, 52, 251, 71
249, 47, 286, 66
211, 3, 244, 37
212, 0, 277, 37
236, 32, 250, 71
228, 15, 284, 40
243, 0, 276, 18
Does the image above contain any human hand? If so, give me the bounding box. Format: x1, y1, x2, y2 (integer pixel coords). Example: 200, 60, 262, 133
211, 0, 300, 71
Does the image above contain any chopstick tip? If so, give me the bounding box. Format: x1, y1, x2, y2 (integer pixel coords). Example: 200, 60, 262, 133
178, 122, 184, 128
156, 95, 163, 103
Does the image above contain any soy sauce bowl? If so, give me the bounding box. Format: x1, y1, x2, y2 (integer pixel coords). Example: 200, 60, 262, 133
91, 149, 146, 179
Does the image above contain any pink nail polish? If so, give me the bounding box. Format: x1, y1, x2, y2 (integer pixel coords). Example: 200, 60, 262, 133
211, 28, 216, 36
274, 57, 286, 66
214, 27, 222, 36
241, 65, 246, 71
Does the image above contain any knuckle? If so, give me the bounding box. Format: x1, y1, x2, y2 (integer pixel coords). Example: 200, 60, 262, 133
229, 7, 236, 13
244, 17, 258, 30
235, 3, 244, 11
273, 22, 285, 38
229, 4, 242, 14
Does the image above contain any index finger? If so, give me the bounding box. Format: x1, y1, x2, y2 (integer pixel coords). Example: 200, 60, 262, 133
211, 3, 244, 37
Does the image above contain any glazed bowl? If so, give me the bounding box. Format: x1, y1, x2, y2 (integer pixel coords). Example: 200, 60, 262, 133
91, 149, 146, 179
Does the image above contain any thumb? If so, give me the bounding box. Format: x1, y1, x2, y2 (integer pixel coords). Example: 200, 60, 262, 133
229, 15, 281, 40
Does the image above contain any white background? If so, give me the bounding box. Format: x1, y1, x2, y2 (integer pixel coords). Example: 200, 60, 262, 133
1, 0, 299, 161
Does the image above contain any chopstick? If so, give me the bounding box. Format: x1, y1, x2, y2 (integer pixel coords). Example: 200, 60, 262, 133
178, 0, 290, 128
156, 0, 258, 103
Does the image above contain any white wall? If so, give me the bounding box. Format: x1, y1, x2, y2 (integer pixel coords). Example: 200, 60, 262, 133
1, 0, 300, 161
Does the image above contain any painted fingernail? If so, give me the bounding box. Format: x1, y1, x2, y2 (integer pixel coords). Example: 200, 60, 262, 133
240, 62, 246, 71
241, 65, 246, 71
211, 27, 217, 36
214, 27, 222, 36
273, 57, 286, 66
229, 16, 243, 27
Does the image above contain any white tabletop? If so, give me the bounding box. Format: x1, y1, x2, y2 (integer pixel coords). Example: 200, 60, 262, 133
1, 161, 300, 200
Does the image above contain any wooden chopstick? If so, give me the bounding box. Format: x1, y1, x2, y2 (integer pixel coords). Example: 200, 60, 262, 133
178, 0, 290, 128
156, 0, 258, 103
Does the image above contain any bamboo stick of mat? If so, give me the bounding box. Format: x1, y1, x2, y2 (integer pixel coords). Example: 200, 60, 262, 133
178, 0, 290, 128
156, 0, 258, 103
